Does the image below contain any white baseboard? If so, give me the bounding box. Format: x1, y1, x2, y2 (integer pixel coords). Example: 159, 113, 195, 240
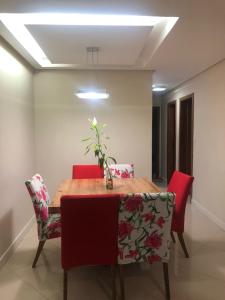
0, 215, 35, 268
192, 199, 225, 231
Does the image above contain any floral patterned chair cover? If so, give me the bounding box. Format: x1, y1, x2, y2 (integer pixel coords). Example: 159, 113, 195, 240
118, 192, 175, 264
109, 164, 134, 179
25, 174, 61, 241
117, 192, 175, 299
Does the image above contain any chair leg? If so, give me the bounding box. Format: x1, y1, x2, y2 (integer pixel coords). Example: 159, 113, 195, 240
32, 240, 46, 268
162, 262, 170, 300
170, 231, 176, 243
177, 232, 189, 258
63, 270, 68, 300
118, 265, 125, 300
111, 265, 116, 300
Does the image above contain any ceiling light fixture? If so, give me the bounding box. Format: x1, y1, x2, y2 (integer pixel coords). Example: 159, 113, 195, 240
75, 47, 109, 100
152, 84, 167, 92
76, 90, 109, 100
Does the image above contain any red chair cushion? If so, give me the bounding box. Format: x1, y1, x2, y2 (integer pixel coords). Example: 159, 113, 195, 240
167, 171, 194, 233
61, 194, 120, 270
72, 165, 104, 179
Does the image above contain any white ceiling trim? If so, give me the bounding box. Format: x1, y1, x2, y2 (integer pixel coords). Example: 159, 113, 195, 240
0, 13, 178, 69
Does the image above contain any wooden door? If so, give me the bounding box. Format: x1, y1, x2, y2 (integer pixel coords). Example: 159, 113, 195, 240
179, 94, 194, 175
152, 106, 160, 179
167, 102, 176, 183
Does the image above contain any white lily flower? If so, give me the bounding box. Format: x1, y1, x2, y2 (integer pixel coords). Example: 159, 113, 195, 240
92, 117, 97, 127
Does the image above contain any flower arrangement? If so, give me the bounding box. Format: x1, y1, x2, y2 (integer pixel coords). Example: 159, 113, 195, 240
82, 117, 117, 188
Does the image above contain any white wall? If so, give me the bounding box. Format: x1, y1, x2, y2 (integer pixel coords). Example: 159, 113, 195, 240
34, 70, 152, 196
163, 59, 225, 226
0, 38, 35, 259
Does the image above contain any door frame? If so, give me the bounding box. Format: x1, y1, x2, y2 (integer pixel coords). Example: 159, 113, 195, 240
152, 106, 161, 179
179, 93, 194, 175
167, 100, 176, 183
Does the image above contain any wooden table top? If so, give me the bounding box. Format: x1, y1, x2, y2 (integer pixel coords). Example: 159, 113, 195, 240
50, 177, 160, 208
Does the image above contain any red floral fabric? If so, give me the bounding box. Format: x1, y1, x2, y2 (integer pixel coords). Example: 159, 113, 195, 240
118, 221, 134, 239
144, 233, 162, 249
118, 192, 175, 264
109, 164, 134, 178
25, 174, 61, 241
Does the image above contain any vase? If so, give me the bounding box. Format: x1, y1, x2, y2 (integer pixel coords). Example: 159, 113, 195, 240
105, 168, 113, 189
106, 177, 113, 189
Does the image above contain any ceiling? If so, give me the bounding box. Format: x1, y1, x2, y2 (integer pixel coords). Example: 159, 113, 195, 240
28, 25, 153, 66
0, 0, 225, 91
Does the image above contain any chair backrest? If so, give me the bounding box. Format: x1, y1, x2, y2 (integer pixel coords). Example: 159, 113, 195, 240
167, 170, 194, 233
25, 174, 50, 240
72, 164, 104, 179
118, 192, 175, 265
61, 194, 120, 270
109, 164, 134, 178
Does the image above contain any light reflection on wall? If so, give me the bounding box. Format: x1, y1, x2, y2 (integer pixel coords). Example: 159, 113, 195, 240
0, 46, 23, 76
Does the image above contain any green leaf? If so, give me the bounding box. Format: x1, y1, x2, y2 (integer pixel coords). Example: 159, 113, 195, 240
94, 149, 99, 157
107, 156, 117, 164
84, 148, 90, 155
86, 143, 93, 150
99, 157, 104, 168
81, 137, 91, 142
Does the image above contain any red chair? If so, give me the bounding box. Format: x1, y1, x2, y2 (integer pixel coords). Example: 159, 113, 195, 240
167, 170, 194, 257
72, 164, 104, 179
61, 194, 120, 300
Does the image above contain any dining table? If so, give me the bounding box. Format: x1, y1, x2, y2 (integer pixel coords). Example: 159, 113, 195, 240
50, 177, 160, 211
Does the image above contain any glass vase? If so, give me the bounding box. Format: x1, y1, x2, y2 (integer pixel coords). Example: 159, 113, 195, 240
105, 169, 113, 190
106, 177, 113, 190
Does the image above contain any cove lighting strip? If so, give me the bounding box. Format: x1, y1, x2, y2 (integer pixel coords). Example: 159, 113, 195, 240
0, 13, 164, 26
0, 18, 51, 67
0, 13, 178, 67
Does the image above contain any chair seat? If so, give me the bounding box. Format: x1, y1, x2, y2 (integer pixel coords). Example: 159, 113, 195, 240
46, 213, 61, 239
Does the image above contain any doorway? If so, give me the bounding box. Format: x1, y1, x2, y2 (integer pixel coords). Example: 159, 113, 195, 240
167, 101, 176, 183
152, 106, 160, 179
179, 94, 194, 175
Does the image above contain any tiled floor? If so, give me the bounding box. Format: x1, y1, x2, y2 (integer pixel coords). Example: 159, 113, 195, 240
1, 203, 225, 300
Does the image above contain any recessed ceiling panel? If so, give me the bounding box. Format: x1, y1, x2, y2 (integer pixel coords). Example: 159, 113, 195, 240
27, 25, 152, 65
